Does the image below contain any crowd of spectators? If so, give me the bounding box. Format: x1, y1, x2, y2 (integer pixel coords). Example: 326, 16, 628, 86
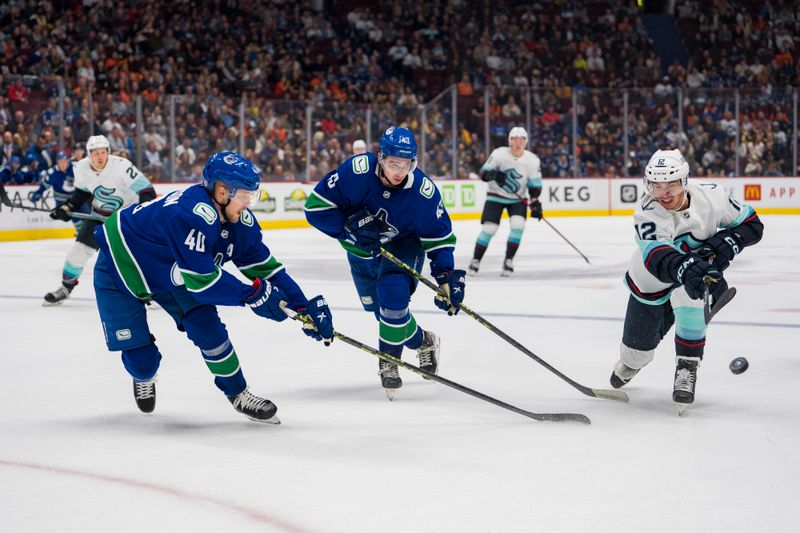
1, 0, 798, 184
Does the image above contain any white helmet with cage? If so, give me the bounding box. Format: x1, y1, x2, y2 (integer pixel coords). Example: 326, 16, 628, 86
644, 149, 689, 194
86, 135, 110, 152
508, 126, 528, 144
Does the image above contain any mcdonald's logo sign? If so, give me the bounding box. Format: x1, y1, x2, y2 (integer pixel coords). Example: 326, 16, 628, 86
744, 184, 761, 201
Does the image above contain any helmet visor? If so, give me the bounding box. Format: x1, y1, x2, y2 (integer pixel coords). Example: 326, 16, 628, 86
229, 187, 261, 206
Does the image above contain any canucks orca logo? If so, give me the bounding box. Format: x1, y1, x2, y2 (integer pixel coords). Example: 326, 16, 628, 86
373, 208, 399, 241
93, 185, 124, 212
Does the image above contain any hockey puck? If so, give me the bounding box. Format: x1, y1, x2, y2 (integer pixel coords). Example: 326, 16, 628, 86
729, 357, 749, 374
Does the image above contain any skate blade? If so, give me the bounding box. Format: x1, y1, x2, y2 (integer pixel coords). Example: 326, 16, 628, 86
42, 299, 66, 307
676, 403, 689, 416
500, 271, 512, 277
384, 388, 397, 401
248, 414, 281, 425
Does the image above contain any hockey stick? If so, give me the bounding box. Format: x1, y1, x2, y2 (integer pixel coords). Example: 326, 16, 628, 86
379, 248, 628, 403
0, 183, 107, 222
541, 217, 591, 264
282, 307, 590, 424
703, 277, 737, 324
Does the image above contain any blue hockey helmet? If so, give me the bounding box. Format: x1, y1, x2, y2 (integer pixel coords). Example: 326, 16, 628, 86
10, 155, 21, 166
55, 151, 68, 160
378, 126, 418, 176
379, 126, 417, 160
202, 151, 261, 203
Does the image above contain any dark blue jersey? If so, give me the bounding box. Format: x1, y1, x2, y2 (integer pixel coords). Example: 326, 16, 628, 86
95, 184, 307, 307
32, 164, 76, 203
304, 153, 456, 277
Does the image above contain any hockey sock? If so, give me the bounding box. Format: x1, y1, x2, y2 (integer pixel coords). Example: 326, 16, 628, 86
674, 306, 706, 359
473, 242, 488, 261
378, 307, 419, 358
62, 241, 95, 286
121, 343, 162, 382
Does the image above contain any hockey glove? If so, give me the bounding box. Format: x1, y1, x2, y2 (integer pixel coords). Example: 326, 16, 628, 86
674, 254, 723, 300
297, 295, 334, 346
343, 209, 396, 254
28, 190, 43, 203
49, 201, 74, 221
529, 199, 543, 220
433, 269, 467, 316
244, 278, 287, 322
695, 229, 743, 271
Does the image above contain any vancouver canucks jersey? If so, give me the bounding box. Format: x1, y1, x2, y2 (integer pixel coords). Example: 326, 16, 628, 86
626, 181, 756, 304
34, 164, 75, 203
481, 147, 542, 203
304, 153, 456, 276
95, 184, 307, 307
74, 155, 153, 215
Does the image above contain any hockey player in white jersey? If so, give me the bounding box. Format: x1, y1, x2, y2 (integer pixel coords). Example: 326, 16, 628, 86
44, 135, 155, 305
469, 127, 543, 276
610, 149, 763, 412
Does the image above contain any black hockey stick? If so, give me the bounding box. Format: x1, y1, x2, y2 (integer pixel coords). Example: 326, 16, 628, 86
0, 183, 107, 222
282, 307, 590, 424
541, 217, 592, 264
703, 277, 737, 324
379, 248, 628, 403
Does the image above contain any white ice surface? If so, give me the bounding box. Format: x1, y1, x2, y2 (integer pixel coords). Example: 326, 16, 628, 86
1, 216, 798, 533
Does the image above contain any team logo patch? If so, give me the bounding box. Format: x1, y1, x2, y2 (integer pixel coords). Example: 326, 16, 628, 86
115, 329, 132, 341
240, 209, 254, 227
361, 296, 374, 305
193, 203, 217, 225
352, 155, 369, 174
420, 177, 434, 199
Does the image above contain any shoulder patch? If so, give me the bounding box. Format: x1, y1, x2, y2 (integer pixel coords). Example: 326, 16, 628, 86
352, 155, 369, 174
420, 177, 435, 199
192, 203, 217, 225
240, 209, 254, 227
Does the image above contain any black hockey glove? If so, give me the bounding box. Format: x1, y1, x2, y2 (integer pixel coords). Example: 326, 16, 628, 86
674, 254, 723, 300
49, 201, 75, 221
433, 269, 467, 316
297, 295, 334, 346
528, 198, 543, 220
695, 229, 743, 271
244, 278, 287, 322
343, 209, 396, 254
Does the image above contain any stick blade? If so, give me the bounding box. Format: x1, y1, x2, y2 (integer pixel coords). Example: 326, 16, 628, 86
534, 413, 591, 424
590, 388, 630, 403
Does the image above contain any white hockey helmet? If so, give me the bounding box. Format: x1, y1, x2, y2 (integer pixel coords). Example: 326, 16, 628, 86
86, 134, 110, 152
352, 139, 367, 153
508, 126, 528, 144
644, 149, 689, 193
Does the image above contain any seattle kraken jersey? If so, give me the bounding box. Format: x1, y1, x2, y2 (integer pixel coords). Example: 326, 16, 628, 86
95, 184, 307, 307
481, 147, 542, 203
74, 155, 153, 215
626, 181, 756, 304
304, 153, 456, 276
36, 164, 76, 203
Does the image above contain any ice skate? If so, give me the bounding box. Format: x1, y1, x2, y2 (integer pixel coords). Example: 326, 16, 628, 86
133, 377, 157, 413
610, 360, 640, 389
43, 283, 74, 306
468, 258, 480, 275
500, 258, 514, 277
417, 330, 440, 376
378, 360, 402, 400
673, 356, 700, 415
228, 388, 280, 424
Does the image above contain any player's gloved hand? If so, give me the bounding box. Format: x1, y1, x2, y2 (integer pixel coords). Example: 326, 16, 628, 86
296, 295, 334, 346
528, 198, 543, 220
244, 278, 287, 322
28, 191, 42, 203
696, 229, 742, 271
674, 254, 723, 300
433, 269, 467, 315
481, 169, 504, 183
49, 201, 74, 221
343, 209, 396, 254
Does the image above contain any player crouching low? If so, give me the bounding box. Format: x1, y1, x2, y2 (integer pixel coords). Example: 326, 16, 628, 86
92, 152, 334, 423
610, 149, 763, 413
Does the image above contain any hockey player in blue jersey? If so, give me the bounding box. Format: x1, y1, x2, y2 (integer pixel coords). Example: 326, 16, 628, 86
92, 152, 334, 423
29, 151, 88, 229
305, 126, 466, 399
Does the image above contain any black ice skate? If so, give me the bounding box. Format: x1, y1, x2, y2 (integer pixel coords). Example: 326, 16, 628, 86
500, 258, 514, 277
673, 356, 700, 415
43, 283, 74, 306
378, 360, 402, 400
228, 388, 280, 424
610, 360, 640, 389
133, 378, 156, 413
468, 258, 480, 275
417, 330, 440, 377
